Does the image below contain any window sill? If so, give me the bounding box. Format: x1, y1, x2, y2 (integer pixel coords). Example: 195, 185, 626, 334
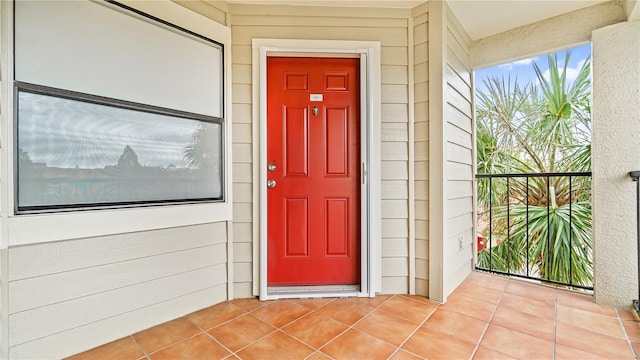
6, 201, 232, 246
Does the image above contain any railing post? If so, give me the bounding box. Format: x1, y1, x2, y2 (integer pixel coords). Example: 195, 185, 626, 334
629, 170, 640, 316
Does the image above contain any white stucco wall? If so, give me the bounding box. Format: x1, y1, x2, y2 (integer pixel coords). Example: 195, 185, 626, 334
626, 0, 640, 21
592, 20, 640, 307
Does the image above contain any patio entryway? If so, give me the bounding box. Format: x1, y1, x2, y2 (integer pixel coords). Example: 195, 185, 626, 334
67, 272, 639, 359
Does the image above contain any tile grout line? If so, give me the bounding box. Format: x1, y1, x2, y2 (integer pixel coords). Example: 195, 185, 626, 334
385, 295, 440, 359
269, 296, 388, 359
129, 334, 151, 360
552, 286, 558, 360
233, 297, 344, 357
229, 299, 314, 356
469, 278, 510, 359
296, 294, 403, 359
311, 296, 386, 356
185, 307, 253, 358
615, 308, 639, 360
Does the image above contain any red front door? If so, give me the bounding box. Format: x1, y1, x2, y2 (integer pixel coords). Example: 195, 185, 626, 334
267, 57, 361, 286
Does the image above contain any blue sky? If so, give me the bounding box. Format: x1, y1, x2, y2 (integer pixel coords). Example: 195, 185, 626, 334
474, 43, 591, 93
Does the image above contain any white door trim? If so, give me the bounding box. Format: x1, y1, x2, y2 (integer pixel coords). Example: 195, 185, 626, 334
251, 39, 381, 300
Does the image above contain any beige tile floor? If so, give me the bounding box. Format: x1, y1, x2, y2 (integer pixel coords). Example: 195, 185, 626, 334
68, 272, 640, 359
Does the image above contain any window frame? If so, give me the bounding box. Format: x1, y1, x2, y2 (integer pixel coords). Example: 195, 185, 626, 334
14, 82, 226, 214
1, 0, 233, 246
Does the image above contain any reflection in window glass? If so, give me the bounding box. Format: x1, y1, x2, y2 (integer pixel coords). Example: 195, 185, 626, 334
17, 91, 222, 211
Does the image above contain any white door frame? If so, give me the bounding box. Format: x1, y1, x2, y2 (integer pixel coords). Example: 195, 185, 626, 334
251, 39, 381, 300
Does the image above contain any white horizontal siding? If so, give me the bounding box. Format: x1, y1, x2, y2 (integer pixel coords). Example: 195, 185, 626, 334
11, 265, 226, 347
234, 27, 408, 47
447, 142, 473, 164
446, 197, 473, 219
443, 257, 472, 297
229, 33, 254, 295
9, 222, 226, 281
7, 222, 228, 358
10, 285, 226, 360
441, 7, 474, 300
413, 6, 429, 297
230, 4, 410, 19
447, 105, 472, 134
382, 123, 409, 141
446, 212, 473, 241
447, 180, 474, 200
382, 181, 409, 199
382, 142, 409, 161
382, 104, 409, 123
381, 276, 409, 294
382, 200, 409, 219
10, 244, 226, 313
447, 162, 473, 181
382, 238, 409, 257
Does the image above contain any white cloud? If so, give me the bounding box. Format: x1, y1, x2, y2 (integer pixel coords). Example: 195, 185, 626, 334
512, 58, 533, 66
497, 57, 532, 70
540, 59, 586, 85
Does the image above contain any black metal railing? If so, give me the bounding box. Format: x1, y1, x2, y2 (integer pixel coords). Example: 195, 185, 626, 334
475, 171, 593, 290
629, 171, 640, 315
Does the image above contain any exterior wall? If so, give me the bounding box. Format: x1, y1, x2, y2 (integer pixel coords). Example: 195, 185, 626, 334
229, 4, 414, 295
412, 3, 429, 297
592, 20, 640, 307
442, 7, 474, 298
428, 1, 473, 302
7, 223, 229, 359
626, 0, 640, 21
0, 2, 234, 358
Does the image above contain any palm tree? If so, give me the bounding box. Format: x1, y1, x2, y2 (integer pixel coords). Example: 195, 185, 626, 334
476, 52, 593, 287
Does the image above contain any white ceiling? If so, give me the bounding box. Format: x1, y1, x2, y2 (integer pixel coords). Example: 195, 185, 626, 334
447, 0, 610, 40
226, 0, 611, 40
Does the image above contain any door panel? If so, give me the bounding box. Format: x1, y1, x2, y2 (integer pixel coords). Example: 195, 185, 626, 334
326, 198, 348, 256
326, 107, 348, 176
285, 198, 309, 256
284, 106, 309, 176
267, 57, 361, 286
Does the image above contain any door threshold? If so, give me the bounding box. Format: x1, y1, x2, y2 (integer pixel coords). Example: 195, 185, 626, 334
265, 284, 362, 300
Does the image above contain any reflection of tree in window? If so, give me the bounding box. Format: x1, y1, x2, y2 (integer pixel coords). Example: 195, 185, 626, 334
183, 123, 219, 172
18, 147, 33, 168
117, 145, 141, 168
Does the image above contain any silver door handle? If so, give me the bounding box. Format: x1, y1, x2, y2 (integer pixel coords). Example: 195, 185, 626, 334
267, 179, 276, 188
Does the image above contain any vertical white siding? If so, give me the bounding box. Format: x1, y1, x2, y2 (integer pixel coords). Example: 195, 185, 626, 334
230, 4, 412, 295
7, 223, 228, 359
442, 6, 474, 299
412, 3, 429, 297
